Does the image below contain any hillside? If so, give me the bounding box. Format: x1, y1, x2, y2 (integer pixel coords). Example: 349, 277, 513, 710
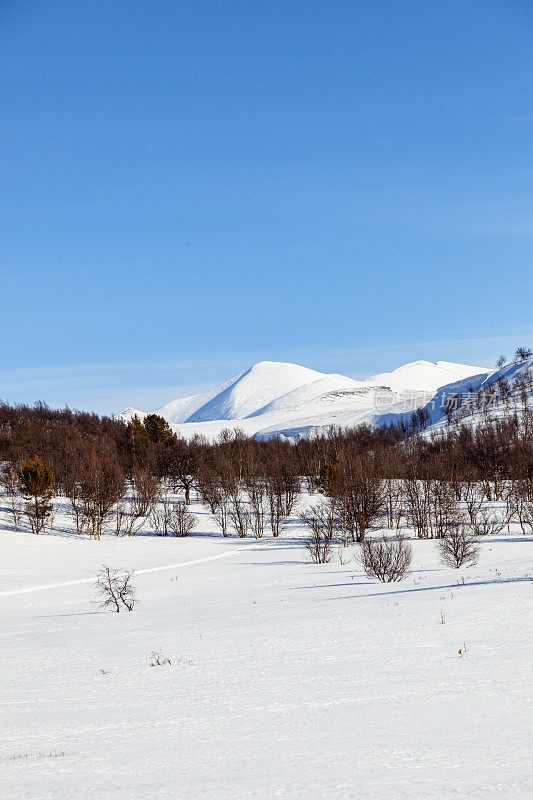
114, 358, 488, 440
377, 358, 533, 434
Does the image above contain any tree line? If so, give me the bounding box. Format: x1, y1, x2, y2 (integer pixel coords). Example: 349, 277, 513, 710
0, 398, 532, 542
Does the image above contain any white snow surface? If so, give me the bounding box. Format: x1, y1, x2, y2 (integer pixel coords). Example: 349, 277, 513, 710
362, 359, 487, 393
157, 361, 324, 423
379, 358, 533, 434
1, 497, 531, 799
114, 359, 488, 440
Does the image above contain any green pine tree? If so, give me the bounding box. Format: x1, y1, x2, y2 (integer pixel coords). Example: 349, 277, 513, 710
19, 456, 54, 534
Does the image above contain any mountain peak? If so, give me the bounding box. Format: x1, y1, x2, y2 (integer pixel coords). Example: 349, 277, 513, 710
115, 357, 489, 439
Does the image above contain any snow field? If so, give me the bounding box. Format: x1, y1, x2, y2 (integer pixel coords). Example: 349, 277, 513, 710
1, 495, 532, 799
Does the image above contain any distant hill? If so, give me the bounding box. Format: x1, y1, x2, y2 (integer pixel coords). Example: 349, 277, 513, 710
114, 358, 492, 440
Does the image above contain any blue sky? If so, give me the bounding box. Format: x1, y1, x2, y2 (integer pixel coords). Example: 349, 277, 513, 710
1, 0, 531, 414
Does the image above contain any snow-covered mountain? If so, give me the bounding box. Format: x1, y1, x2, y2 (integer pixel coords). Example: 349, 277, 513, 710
114, 358, 489, 440
361, 360, 489, 393
378, 357, 533, 435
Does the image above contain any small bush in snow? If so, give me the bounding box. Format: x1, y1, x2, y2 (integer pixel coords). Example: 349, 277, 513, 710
302, 503, 338, 563
148, 650, 171, 667
469, 507, 505, 537
150, 492, 175, 536
437, 523, 480, 568
94, 565, 136, 612
358, 535, 412, 582
169, 501, 197, 537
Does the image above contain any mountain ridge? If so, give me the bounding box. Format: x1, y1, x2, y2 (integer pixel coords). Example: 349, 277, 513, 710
114, 357, 491, 440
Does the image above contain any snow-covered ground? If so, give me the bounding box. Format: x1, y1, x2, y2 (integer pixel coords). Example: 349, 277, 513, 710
1, 496, 532, 799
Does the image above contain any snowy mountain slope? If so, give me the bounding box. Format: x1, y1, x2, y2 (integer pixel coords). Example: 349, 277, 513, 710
376, 358, 533, 433
114, 407, 147, 424
154, 375, 242, 424
362, 359, 487, 393
151, 362, 323, 424
114, 358, 488, 440
246, 373, 364, 417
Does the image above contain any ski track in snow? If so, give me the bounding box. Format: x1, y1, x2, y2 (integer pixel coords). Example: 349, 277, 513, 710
1, 494, 532, 800
0, 547, 246, 598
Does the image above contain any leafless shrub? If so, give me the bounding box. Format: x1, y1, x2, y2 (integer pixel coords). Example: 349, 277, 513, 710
196, 473, 222, 514
337, 544, 352, 565
148, 650, 171, 667
302, 502, 338, 563
358, 535, 412, 582
437, 522, 480, 568
305, 529, 333, 564
245, 476, 267, 539
212, 495, 230, 537
470, 507, 506, 536
267, 485, 287, 538
116, 470, 159, 536
428, 479, 457, 538
507, 483, 533, 534
228, 493, 252, 538
150, 490, 175, 536
518, 502, 533, 535
169, 501, 197, 537
94, 566, 136, 612
464, 485, 484, 527
335, 454, 386, 542
0, 462, 23, 530
405, 478, 430, 538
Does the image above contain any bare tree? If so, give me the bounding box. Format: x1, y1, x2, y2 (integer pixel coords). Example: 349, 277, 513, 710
507, 483, 533, 534
245, 475, 267, 539
94, 566, 136, 612
79, 448, 125, 539
405, 478, 430, 538
470, 506, 506, 536
495, 354, 507, 370
464, 483, 484, 527
266, 479, 287, 538
437, 522, 480, 568
335, 454, 385, 542
212, 493, 231, 537
67, 481, 88, 536
169, 501, 197, 537
384, 477, 403, 531
150, 488, 175, 536
428, 479, 458, 538
228, 492, 252, 538
169, 438, 196, 504
514, 347, 532, 363
0, 462, 23, 530
116, 469, 159, 536
358, 535, 412, 582
197, 471, 222, 514
302, 501, 338, 563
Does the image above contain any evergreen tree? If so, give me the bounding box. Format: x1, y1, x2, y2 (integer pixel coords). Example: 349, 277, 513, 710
141, 414, 177, 445
19, 456, 54, 534
318, 462, 338, 495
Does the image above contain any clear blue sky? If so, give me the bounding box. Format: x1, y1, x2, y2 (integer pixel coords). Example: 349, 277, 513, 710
1, 0, 531, 413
